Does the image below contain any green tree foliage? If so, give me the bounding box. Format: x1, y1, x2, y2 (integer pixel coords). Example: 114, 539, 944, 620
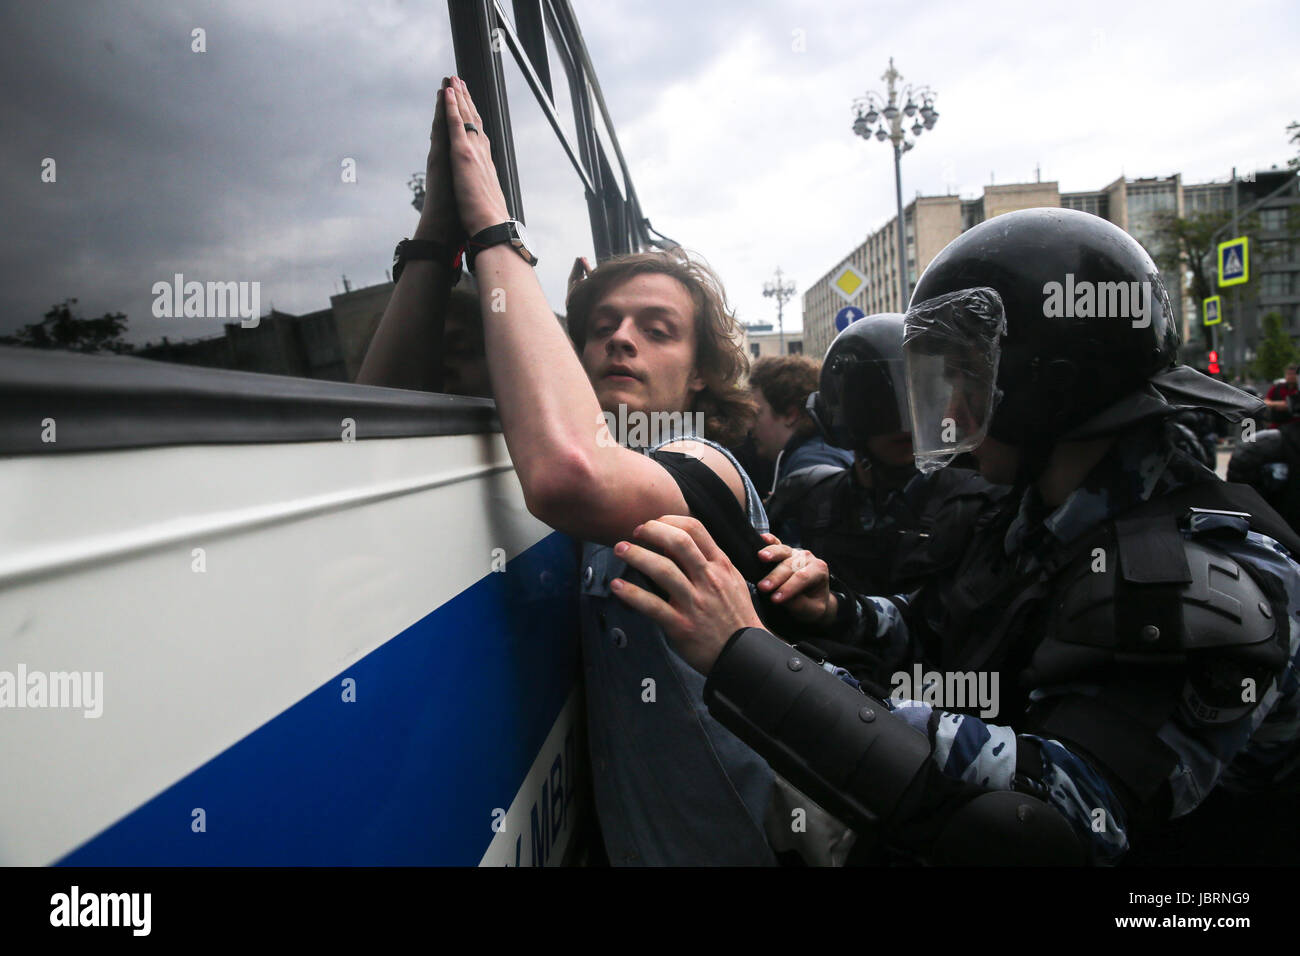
1153, 210, 1232, 304
1254, 311, 1297, 382
1153, 125, 1300, 356
1150, 208, 1247, 351
0, 299, 134, 354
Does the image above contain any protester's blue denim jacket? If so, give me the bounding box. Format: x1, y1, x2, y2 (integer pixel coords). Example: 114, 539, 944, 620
579, 429, 777, 865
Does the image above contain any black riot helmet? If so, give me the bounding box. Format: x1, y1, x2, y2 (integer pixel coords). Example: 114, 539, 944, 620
904, 207, 1188, 471
808, 313, 911, 456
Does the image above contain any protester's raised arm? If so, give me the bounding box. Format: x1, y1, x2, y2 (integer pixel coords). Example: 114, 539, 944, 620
443, 77, 737, 544
356, 78, 460, 390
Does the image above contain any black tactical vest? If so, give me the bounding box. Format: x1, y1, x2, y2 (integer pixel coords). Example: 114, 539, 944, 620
769, 466, 1006, 597
911, 477, 1300, 861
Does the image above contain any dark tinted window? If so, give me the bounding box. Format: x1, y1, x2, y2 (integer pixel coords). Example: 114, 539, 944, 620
0, 5, 455, 383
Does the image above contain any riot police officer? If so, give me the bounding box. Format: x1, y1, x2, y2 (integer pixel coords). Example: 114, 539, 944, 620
608, 208, 1300, 864
767, 314, 1007, 598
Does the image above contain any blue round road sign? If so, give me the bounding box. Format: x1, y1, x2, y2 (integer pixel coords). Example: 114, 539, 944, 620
835, 306, 865, 332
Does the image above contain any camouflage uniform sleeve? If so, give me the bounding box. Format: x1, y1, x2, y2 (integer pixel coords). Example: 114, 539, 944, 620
880, 699, 1131, 864
817, 659, 1131, 863
871, 526, 1300, 866
842, 592, 918, 670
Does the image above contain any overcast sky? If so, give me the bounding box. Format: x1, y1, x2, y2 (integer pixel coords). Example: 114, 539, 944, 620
2, 0, 1297, 346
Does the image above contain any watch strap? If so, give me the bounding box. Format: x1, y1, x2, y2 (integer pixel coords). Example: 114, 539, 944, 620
466, 221, 537, 273
393, 238, 463, 284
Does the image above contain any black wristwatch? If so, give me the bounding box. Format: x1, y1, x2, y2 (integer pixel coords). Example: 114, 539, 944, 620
392, 238, 463, 284
465, 220, 538, 274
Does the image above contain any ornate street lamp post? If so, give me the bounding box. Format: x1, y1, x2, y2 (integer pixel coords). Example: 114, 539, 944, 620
763, 268, 797, 354
853, 58, 939, 311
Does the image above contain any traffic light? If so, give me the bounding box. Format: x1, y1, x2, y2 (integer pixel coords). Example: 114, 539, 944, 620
1208, 350, 1220, 376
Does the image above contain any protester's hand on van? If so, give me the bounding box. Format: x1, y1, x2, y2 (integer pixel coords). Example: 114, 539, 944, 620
414, 77, 463, 243
756, 533, 837, 627
609, 516, 762, 676
444, 76, 512, 236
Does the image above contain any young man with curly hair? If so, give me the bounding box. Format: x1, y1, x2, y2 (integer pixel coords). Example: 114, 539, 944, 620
361, 77, 800, 865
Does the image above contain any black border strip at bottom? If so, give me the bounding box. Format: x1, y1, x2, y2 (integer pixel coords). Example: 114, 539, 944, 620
2, 863, 1280, 941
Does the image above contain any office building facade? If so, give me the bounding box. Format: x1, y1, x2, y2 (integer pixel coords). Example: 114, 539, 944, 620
804, 170, 1300, 375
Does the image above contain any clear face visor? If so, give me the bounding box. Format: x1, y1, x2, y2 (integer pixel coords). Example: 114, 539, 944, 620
903, 288, 1006, 474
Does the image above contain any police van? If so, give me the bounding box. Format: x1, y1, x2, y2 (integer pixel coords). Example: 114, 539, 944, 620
0, 0, 661, 866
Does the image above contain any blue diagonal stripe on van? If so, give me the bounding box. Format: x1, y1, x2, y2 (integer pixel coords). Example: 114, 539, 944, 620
56, 532, 580, 866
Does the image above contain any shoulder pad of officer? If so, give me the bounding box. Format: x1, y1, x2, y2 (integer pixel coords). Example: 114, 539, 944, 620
1044, 537, 1278, 658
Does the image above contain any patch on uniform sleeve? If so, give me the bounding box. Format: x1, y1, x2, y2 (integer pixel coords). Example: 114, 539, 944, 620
1181, 675, 1259, 725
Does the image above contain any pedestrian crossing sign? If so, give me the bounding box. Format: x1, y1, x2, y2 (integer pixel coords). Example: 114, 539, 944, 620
832, 264, 867, 303
1217, 237, 1249, 288
1203, 295, 1221, 326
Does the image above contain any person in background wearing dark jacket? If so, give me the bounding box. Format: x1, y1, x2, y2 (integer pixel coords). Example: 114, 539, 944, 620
748, 355, 853, 543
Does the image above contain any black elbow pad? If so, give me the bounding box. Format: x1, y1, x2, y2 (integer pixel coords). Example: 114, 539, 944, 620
704, 627, 932, 836
705, 628, 1087, 864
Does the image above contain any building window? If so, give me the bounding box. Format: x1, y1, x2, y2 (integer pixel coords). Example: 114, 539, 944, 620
1259, 239, 1290, 264
788, 340, 802, 355
1259, 272, 1291, 297
1063, 195, 1105, 216
750, 343, 760, 358
1260, 208, 1288, 232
